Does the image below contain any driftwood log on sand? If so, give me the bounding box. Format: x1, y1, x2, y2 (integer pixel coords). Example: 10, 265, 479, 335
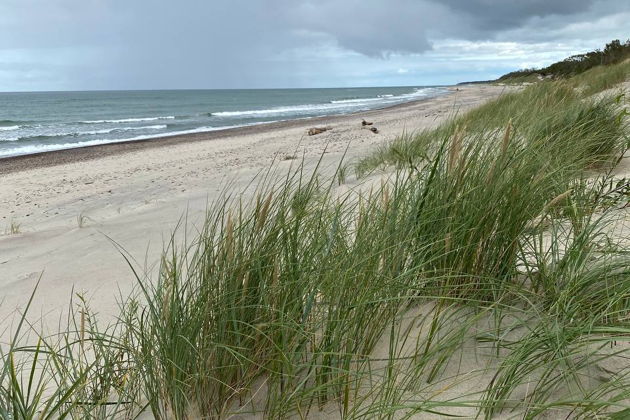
307, 126, 332, 136
360, 125, 379, 134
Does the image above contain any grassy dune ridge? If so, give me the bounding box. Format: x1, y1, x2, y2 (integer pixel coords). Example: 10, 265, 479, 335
1, 60, 629, 419
497, 39, 630, 83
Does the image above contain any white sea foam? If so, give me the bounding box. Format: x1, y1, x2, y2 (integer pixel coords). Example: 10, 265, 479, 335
82, 125, 167, 135
330, 94, 397, 104
214, 88, 440, 118
81, 116, 175, 124
0, 135, 20, 142
213, 100, 387, 118
212, 104, 336, 118
330, 97, 383, 104
3, 124, 170, 142
0, 125, 19, 131
0, 124, 255, 157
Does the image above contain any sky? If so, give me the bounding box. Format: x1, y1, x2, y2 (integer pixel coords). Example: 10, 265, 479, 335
0, 0, 628, 91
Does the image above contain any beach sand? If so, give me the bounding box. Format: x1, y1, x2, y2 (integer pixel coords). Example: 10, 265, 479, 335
0, 84, 510, 329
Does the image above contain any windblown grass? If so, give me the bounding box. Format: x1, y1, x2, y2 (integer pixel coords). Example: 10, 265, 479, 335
570, 58, 630, 97
1, 69, 629, 419
358, 60, 629, 175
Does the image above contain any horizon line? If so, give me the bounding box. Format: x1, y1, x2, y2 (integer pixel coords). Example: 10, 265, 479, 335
0, 83, 461, 95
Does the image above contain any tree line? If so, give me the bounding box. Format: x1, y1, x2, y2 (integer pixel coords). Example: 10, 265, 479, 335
498, 39, 630, 81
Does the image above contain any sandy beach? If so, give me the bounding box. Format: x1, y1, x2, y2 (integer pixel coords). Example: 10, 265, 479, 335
0, 84, 509, 328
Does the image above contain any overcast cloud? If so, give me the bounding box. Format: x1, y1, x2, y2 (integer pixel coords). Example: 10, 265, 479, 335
0, 0, 628, 91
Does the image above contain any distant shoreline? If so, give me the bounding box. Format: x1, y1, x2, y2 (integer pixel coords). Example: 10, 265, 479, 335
0, 88, 459, 174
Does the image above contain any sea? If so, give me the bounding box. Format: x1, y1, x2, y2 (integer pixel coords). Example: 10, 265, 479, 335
0, 86, 448, 158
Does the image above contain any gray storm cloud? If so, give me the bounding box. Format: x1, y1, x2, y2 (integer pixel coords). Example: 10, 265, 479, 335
0, 0, 628, 90
439, 0, 595, 28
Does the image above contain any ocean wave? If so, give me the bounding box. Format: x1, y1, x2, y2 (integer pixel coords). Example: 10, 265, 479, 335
212, 102, 368, 118
330, 97, 384, 104
81, 125, 167, 135
0, 125, 19, 131
3, 125, 169, 142
0, 123, 266, 157
213, 88, 440, 118
80, 116, 175, 124
0, 135, 20, 142
330, 94, 396, 104
0, 119, 25, 126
